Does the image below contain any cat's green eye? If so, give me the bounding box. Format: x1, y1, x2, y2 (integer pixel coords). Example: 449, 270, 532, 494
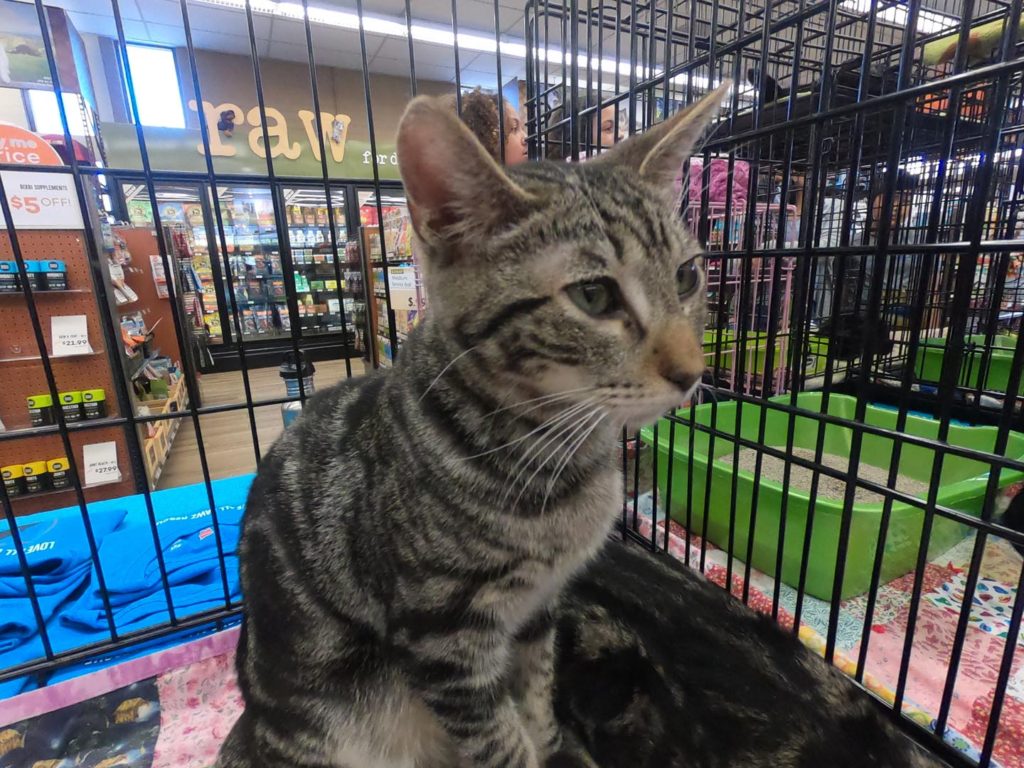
566, 279, 620, 316
676, 261, 701, 300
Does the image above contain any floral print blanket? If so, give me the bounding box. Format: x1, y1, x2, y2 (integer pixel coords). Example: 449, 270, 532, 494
0, 495, 1019, 768
633, 493, 1024, 768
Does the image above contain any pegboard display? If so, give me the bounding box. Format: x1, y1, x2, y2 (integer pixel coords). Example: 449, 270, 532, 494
116, 226, 183, 376
0, 229, 136, 515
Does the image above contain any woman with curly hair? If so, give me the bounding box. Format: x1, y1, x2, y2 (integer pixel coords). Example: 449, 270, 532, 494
445, 87, 528, 165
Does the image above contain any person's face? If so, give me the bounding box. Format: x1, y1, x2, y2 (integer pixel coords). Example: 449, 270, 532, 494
503, 104, 528, 165
596, 104, 621, 148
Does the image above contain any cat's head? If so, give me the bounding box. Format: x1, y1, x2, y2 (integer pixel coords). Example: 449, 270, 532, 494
396, 85, 728, 428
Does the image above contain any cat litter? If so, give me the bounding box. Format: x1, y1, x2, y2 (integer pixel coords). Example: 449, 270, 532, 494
718, 446, 932, 505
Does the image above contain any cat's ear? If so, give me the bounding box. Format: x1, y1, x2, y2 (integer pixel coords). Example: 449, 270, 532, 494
593, 81, 731, 198
397, 95, 535, 249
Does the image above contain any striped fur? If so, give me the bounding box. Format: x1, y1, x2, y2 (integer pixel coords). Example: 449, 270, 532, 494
216, 88, 726, 768
556, 538, 945, 767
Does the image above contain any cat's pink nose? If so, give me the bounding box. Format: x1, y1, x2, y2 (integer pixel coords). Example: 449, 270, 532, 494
650, 322, 704, 393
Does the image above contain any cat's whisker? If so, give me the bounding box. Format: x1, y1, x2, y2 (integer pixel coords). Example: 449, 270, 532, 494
457, 396, 599, 463
508, 405, 606, 511
541, 409, 608, 514
698, 382, 719, 404
499, 409, 598, 512
418, 346, 478, 403
482, 386, 598, 421
502, 397, 607, 489
501, 407, 593, 509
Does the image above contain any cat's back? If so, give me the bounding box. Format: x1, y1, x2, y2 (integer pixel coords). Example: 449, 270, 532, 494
238, 369, 398, 611
556, 539, 942, 768
248, 370, 388, 512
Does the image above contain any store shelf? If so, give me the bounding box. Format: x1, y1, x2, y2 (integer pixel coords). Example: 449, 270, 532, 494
0, 416, 124, 441
126, 352, 159, 380
0, 349, 105, 364
141, 375, 188, 491
5, 485, 77, 503
0, 289, 94, 297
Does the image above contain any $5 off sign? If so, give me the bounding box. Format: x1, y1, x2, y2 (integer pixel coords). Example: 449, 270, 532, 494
0, 170, 84, 230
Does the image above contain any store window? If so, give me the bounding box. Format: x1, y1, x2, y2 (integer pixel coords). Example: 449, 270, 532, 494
124, 44, 186, 129
26, 89, 90, 136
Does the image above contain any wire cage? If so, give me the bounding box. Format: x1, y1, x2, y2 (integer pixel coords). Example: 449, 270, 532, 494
0, 0, 1021, 766
526, 1, 1024, 765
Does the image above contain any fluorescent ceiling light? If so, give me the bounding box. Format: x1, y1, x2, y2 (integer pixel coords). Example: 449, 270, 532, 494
192, 0, 752, 100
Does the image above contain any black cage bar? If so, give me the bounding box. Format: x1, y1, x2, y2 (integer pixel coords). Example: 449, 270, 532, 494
0, 1, 1022, 766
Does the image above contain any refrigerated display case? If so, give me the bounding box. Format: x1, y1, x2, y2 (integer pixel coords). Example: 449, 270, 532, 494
359, 191, 426, 367
216, 184, 289, 343
120, 182, 225, 347
282, 186, 366, 355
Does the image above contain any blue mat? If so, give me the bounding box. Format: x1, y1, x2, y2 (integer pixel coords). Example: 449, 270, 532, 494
0, 473, 253, 697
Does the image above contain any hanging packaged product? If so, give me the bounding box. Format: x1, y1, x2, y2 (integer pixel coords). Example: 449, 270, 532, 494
47, 457, 72, 490
38, 260, 68, 290
82, 388, 107, 419
59, 391, 84, 423
26, 393, 55, 426
0, 261, 19, 293
22, 460, 50, 493
2, 465, 25, 498
24, 261, 46, 290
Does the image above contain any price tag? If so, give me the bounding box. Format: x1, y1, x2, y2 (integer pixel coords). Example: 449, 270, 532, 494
51, 314, 93, 357
387, 266, 418, 310
150, 255, 168, 298
0, 170, 84, 230
83, 441, 121, 487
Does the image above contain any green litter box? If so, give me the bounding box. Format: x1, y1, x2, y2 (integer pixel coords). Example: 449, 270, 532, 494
642, 392, 1024, 600
704, 329, 782, 376
792, 334, 830, 377
914, 334, 1021, 397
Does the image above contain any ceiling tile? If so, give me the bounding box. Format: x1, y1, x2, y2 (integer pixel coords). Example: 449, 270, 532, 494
189, 29, 258, 57
312, 47, 376, 72
266, 40, 316, 65
138, 0, 184, 27
458, 69, 508, 89
359, 0, 413, 16
266, 15, 312, 46
372, 36, 415, 62
144, 21, 188, 47
370, 58, 454, 84
407, 42, 461, 69
503, 13, 526, 35
185, 5, 269, 37
117, 17, 151, 41
57, 0, 142, 21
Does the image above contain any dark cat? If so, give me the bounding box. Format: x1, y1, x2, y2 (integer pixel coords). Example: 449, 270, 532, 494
555, 537, 944, 767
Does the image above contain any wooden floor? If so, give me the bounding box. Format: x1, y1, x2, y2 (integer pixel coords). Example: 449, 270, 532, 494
157, 358, 367, 490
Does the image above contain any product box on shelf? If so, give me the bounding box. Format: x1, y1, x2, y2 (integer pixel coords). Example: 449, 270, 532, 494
59, 391, 84, 423
0, 261, 19, 293
47, 457, 72, 490
2, 465, 25, 498
22, 460, 49, 493
26, 394, 55, 426
39, 260, 68, 290
82, 388, 107, 419
22, 261, 44, 290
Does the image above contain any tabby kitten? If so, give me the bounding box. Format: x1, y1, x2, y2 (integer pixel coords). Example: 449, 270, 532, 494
216, 84, 727, 768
